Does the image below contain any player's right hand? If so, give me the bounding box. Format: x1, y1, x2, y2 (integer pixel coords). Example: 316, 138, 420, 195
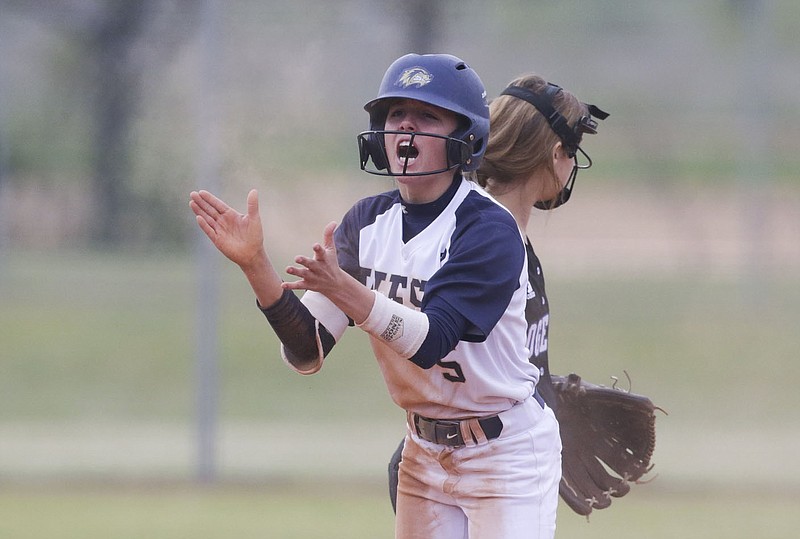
189, 189, 266, 269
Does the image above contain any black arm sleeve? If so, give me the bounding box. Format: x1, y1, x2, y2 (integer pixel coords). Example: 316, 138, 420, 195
258, 289, 336, 371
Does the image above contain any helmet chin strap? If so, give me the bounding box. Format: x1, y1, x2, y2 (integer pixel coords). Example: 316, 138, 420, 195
534, 163, 578, 210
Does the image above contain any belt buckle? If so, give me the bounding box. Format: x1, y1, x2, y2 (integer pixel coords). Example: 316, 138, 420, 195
434, 420, 462, 446
414, 415, 463, 446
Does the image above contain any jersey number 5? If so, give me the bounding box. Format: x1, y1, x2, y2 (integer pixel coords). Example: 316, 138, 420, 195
437, 360, 466, 383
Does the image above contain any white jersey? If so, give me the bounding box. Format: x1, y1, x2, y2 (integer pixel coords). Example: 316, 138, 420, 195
308, 178, 538, 419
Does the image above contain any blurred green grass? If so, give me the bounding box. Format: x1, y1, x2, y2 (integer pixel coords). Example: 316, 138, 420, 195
0, 485, 797, 539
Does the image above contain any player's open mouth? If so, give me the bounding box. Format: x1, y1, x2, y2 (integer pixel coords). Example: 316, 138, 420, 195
397, 140, 419, 165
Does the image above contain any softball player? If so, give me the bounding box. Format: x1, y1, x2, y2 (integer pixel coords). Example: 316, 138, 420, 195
477, 73, 608, 402
190, 54, 561, 539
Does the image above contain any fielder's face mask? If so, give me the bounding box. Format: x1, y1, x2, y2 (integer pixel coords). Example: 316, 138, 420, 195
500, 83, 609, 209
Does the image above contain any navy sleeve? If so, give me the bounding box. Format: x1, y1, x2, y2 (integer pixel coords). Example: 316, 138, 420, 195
409, 214, 525, 368
422, 217, 525, 341
409, 295, 470, 369
333, 206, 364, 285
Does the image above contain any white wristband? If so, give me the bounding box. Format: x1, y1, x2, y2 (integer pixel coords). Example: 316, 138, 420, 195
357, 290, 429, 359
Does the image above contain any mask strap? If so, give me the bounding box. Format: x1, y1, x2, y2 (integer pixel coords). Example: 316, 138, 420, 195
533, 164, 578, 210
500, 84, 578, 150
500, 84, 609, 156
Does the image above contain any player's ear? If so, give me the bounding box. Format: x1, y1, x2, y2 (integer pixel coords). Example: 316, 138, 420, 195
553, 141, 574, 163
552, 142, 564, 164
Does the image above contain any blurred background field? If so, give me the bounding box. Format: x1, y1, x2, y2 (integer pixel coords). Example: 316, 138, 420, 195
2, 225, 799, 538
1, 0, 799, 537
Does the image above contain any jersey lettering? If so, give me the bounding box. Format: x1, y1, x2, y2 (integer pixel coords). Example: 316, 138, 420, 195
437, 360, 466, 383
368, 270, 388, 291
366, 268, 427, 307
387, 274, 408, 302
409, 278, 425, 308
526, 314, 549, 358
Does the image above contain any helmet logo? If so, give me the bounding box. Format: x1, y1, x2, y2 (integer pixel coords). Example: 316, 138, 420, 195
396, 67, 433, 88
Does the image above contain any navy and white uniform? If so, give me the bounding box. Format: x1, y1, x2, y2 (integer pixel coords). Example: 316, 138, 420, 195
332, 177, 536, 418
267, 175, 561, 539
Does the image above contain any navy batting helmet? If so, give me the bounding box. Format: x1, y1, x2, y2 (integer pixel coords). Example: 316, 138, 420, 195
358, 53, 490, 176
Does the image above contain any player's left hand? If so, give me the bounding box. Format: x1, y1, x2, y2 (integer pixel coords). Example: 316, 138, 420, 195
283, 221, 343, 295
283, 222, 375, 325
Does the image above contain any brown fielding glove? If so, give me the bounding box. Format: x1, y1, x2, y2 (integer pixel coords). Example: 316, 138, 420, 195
551, 373, 659, 516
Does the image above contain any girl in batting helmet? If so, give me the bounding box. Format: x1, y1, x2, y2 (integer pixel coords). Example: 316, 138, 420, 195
358, 53, 490, 176
191, 54, 558, 539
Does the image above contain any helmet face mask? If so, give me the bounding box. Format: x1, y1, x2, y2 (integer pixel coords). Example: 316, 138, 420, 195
358, 130, 472, 177
359, 53, 490, 177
